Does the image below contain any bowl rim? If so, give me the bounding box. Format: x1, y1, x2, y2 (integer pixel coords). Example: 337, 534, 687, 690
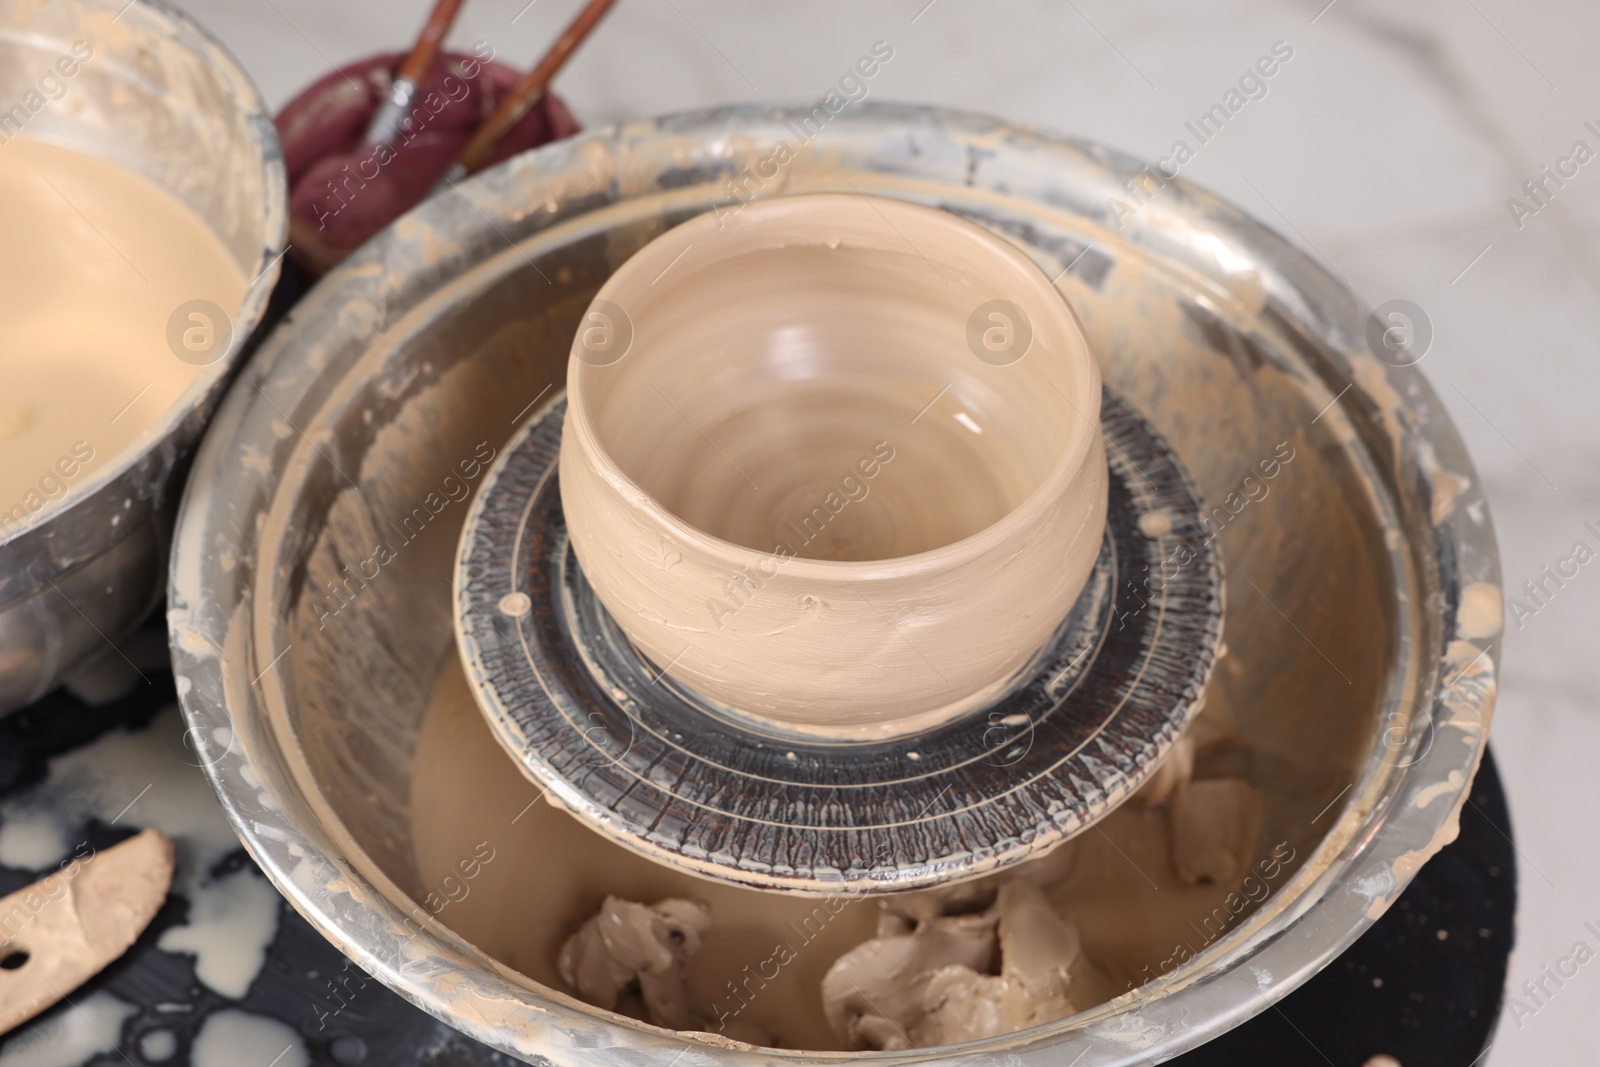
562, 190, 1103, 582
170, 102, 1501, 1066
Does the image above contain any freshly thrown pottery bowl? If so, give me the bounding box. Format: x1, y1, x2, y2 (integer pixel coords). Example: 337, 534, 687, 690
558, 192, 1108, 738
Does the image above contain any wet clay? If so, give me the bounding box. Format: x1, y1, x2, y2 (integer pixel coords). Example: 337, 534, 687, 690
411, 655, 1272, 1051
821, 880, 1098, 1050
812, 692, 1264, 1050
558, 193, 1107, 736
558, 897, 716, 1033
0, 136, 246, 518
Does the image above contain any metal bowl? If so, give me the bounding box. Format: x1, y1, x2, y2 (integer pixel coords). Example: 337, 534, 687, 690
0, 0, 285, 712
170, 105, 1500, 1064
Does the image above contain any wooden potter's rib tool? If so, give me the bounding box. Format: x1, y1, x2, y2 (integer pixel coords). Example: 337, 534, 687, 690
0, 828, 174, 1035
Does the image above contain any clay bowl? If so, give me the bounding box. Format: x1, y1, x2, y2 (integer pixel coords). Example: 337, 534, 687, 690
0, 0, 285, 714
170, 105, 1500, 1063
558, 192, 1107, 737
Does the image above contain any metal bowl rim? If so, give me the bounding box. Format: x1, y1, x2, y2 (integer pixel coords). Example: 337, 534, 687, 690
170, 102, 1500, 1065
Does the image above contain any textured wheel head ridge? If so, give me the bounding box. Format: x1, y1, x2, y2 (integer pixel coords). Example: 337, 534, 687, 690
455, 388, 1224, 893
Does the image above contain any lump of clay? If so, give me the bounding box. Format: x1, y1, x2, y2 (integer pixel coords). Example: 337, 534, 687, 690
995, 880, 1080, 1027
822, 880, 1087, 1050
917, 966, 1009, 1046
916, 881, 1085, 1045
1124, 694, 1262, 887
821, 910, 996, 1049
558, 896, 711, 1031
1167, 777, 1263, 885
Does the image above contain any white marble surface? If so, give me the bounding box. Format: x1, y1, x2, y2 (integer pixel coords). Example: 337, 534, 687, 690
170, 1, 1600, 1062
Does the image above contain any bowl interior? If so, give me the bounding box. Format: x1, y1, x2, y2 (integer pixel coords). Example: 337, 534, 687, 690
572, 195, 1091, 562
0, 0, 273, 267
0, 0, 280, 535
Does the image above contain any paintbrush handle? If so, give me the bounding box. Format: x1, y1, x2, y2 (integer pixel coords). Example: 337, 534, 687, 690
367, 0, 470, 146
453, 0, 617, 176
395, 0, 469, 86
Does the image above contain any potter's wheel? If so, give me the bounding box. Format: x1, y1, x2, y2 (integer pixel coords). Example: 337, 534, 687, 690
456, 389, 1222, 892
169, 105, 1504, 1062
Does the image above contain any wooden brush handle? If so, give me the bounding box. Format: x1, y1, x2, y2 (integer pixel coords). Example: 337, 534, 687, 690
455, 0, 617, 175
395, 0, 469, 87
